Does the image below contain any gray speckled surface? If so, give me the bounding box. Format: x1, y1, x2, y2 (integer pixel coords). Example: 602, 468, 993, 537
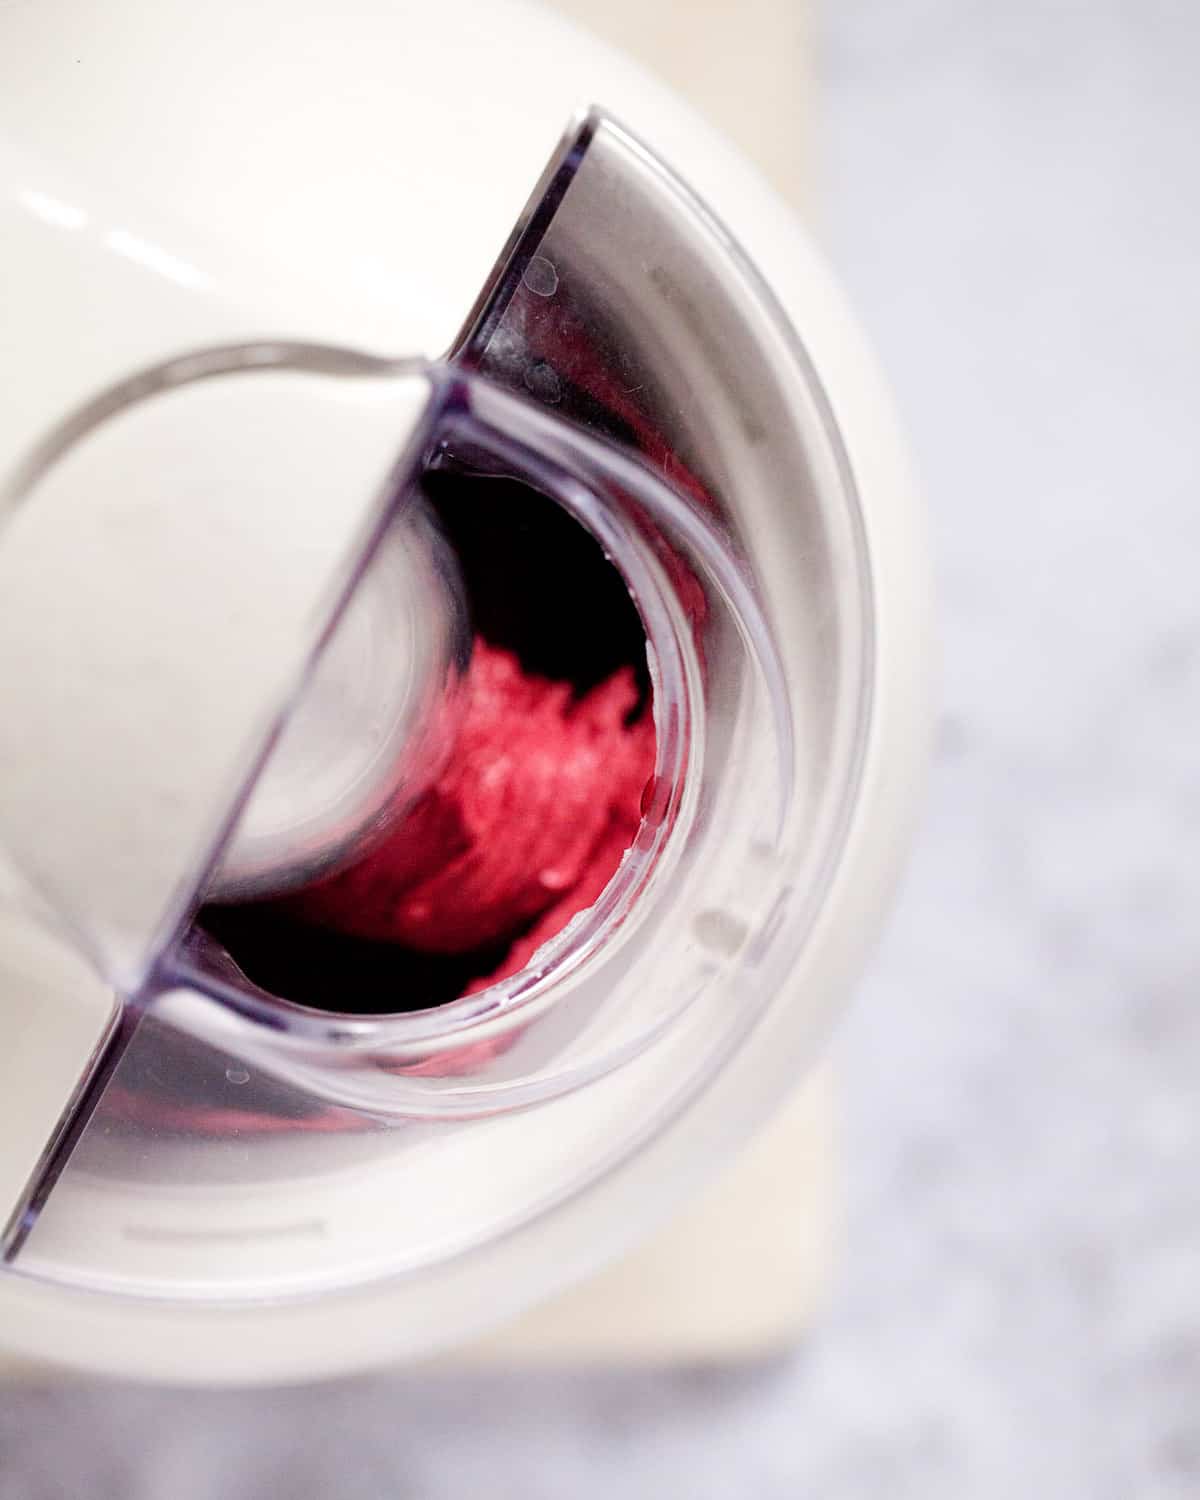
3, 1, 1199, 1495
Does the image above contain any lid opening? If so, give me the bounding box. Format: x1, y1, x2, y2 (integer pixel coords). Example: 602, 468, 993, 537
199, 459, 657, 1014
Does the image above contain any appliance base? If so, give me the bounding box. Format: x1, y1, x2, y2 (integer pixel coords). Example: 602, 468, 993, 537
449, 1067, 835, 1366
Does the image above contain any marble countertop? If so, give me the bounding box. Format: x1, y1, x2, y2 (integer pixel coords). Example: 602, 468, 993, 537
3, 1, 1197, 1495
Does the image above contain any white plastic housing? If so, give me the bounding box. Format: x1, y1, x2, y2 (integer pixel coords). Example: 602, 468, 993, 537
0, 0, 929, 1381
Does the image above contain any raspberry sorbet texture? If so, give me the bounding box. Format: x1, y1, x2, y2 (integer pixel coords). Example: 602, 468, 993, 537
285, 642, 655, 990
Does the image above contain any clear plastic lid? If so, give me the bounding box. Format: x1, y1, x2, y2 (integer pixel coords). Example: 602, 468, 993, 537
0, 113, 873, 1320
